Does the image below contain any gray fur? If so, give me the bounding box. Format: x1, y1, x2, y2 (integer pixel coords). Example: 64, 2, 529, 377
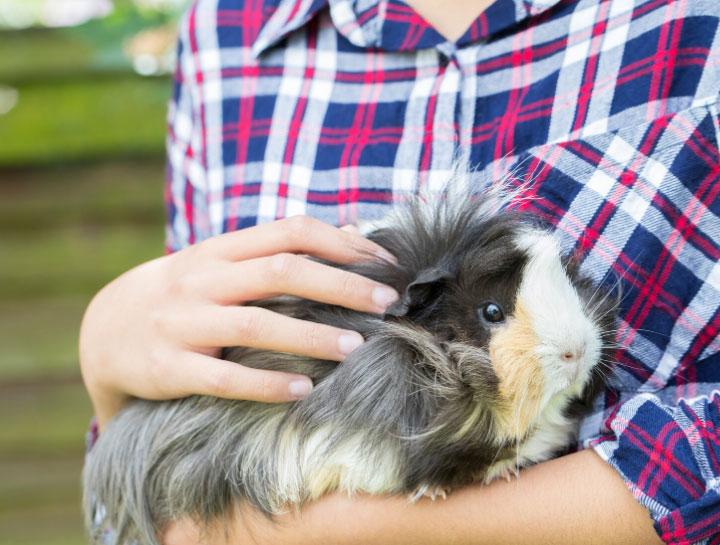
83, 186, 617, 545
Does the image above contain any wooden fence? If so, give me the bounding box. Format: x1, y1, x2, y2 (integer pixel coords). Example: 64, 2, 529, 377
0, 26, 169, 545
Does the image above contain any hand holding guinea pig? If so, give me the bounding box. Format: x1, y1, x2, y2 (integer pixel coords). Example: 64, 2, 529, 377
78, 216, 400, 429
83, 184, 619, 545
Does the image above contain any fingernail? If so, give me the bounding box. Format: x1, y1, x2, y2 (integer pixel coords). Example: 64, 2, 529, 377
377, 249, 397, 263
289, 379, 313, 399
338, 332, 364, 356
372, 286, 399, 311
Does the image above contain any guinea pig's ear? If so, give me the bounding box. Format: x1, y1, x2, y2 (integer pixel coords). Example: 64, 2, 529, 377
385, 267, 454, 318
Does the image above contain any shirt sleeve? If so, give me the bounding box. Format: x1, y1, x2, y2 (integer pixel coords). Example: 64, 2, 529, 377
587, 390, 720, 545
165, 6, 210, 253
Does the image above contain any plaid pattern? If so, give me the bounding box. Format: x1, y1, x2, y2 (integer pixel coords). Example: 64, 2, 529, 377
166, 0, 720, 542
513, 96, 720, 545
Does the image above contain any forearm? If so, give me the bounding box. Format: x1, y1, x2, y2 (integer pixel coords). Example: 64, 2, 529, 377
206, 450, 663, 545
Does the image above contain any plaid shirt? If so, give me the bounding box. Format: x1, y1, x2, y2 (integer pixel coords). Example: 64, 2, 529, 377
166, 0, 720, 543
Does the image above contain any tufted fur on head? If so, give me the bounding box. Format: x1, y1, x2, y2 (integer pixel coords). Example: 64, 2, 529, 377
83, 182, 618, 545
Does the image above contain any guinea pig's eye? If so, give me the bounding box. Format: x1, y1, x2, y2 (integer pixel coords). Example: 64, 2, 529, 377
479, 303, 505, 324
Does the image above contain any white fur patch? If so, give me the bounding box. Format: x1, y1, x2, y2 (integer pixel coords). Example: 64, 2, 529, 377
484, 391, 577, 483
472, 229, 606, 483
271, 425, 401, 511
515, 231, 602, 402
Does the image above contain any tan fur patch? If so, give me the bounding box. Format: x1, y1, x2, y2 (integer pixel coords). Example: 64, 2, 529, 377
489, 301, 545, 441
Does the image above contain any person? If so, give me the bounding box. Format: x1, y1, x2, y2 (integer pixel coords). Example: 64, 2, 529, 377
80, 0, 720, 543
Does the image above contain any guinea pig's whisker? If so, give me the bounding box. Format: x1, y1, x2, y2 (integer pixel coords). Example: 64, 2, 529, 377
587, 281, 623, 319
593, 361, 615, 374
631, 327, 672, 340
576, 259, 617, 309
594, 354, 636, 373
592, 294, 622, 319
583, 270, 615, 312
598, 353, 620, 364
612, 251, 645, 294
585, 267, 627, 317
608, 359, 634, 370
600, 340, 624, 351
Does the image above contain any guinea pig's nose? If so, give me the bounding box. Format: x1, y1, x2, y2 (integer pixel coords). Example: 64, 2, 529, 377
561, 346, 585, 364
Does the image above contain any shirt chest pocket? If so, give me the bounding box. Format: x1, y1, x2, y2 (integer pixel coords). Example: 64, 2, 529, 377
510, 98, 720, 393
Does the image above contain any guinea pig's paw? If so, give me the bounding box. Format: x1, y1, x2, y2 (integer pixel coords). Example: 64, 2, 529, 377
483, 461, 520, 485
498, 466, 520, 483
407, 484, 449, 502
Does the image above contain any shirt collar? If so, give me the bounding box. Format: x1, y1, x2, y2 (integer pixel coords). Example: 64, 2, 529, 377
252, 0, 564, 57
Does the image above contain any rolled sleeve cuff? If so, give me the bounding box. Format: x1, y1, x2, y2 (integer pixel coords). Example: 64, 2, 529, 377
586, 391, 720, 545
86, 416, 99, 453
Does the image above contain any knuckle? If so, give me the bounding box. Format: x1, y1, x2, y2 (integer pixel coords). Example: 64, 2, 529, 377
267, 253, 299, 282
303, 322, 323, 353
339, 271, 363, 299
241, 372, 275, 402
207, 367, 233, 397
177, 242, 210, 269
284, 215, 316, 244
165, 274, 183, 297
235, 309, 265, 345
170, 272, 197, 297
261, 374, 273, 402
147, 346, 173, 384
192, 239, 215, 260
148, 309, 171, 334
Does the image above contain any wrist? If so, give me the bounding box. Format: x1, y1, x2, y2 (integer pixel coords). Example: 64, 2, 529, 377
79, 287, 130, 431
87, 385, 131, 431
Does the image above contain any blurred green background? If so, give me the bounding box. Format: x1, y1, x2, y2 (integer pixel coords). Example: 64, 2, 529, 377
0, 1, 189, 543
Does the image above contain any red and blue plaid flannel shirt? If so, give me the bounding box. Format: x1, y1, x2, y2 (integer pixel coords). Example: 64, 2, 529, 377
166, 0, 720, 543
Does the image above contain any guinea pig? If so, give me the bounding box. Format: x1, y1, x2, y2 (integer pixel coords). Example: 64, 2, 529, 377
82, 183, 618, 545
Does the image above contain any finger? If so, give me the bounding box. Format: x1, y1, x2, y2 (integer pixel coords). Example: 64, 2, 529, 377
179, 352, 316, 402
209, 254, 399, 313
183, 306, 365, 361
205, 216, 396, 265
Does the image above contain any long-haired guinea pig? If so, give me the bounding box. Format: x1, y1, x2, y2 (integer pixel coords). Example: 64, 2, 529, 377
83, 183, 618, 545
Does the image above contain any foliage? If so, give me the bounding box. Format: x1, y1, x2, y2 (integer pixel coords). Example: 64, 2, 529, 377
0, 0, 190, 76
67, 0, 182, 55
0, 0, 189, 30
0, 75, 170, 166
0, 29, 95, 82
0, 5, 179, 545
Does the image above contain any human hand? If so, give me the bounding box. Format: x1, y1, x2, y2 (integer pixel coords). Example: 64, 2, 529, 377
79, 216, 399, 429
